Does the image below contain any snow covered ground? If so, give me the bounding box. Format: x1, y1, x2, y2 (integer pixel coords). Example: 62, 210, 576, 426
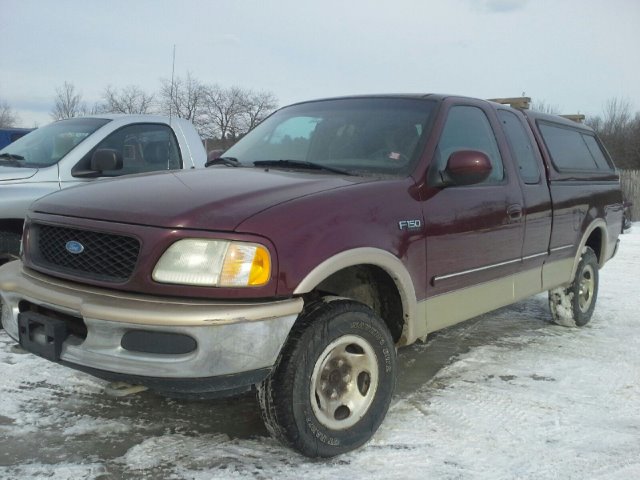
0, 228, 638, 480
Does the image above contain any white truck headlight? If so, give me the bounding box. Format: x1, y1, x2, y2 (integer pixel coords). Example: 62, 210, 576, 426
152, 239, 271, 287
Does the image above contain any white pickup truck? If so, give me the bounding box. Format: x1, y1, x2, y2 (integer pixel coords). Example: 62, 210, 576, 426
0, 115, 207, 264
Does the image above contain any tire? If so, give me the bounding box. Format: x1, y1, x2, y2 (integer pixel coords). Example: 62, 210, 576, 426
258, 298, 396, 457
548, 247, 599, 327
0, 230, 21, 267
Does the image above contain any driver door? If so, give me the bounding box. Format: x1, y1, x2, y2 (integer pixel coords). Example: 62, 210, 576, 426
423, 102, 525, 332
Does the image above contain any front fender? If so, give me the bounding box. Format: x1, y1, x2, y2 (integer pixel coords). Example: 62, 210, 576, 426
0, 182, 61, 221
294, 247, 419, 345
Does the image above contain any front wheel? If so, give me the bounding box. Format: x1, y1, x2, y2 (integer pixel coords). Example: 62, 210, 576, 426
258, 298, 396, 457
549, 246, 599, 327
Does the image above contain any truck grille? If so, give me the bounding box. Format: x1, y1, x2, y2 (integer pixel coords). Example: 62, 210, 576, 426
30, 224, 140, 283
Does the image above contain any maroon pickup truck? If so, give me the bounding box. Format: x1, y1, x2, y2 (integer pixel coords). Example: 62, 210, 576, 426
0, 95, 624, 457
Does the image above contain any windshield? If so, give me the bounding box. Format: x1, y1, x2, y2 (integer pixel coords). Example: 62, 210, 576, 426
223, 98, 436, 177
0, 118, 110, 168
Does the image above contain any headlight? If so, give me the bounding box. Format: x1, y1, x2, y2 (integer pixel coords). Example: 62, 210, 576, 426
152, 239, 271, 287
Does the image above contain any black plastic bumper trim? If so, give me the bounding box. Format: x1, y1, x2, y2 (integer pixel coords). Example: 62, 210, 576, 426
60, 360, 272, 398
18, 311, 69, 361
120, 329, 197, 355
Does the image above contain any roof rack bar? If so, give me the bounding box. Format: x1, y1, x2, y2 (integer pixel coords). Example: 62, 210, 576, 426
488, 97, 531, 109
560, 114, 585, 124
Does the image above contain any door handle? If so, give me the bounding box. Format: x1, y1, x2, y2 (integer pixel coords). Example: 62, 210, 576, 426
507, 204, 523, 221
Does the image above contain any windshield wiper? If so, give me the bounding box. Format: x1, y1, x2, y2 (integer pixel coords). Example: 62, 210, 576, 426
0, 153, 25, 160
0, 153, 26, 167
253, 159, 353, 176
205, 156, 240, 168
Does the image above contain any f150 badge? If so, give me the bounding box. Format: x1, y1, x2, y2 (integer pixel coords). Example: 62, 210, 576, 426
398, 219, 422, 231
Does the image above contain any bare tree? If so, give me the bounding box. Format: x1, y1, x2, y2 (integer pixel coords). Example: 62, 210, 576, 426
202, 85, 246, 144
586, 98, 639, 169
531, 100, 560, 115
158, 73, 207, 133
0, 99, 19, 127
87, 102, 104, 115
51, 81, 86, 120
101, 85, 155, 114
240, 90, 278, 132
157, 72, 278, 145
597, 97, 633, 137
201, 86, 278, 147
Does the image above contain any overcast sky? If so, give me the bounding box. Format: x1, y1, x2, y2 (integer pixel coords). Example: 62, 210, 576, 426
2, 0, 639, 127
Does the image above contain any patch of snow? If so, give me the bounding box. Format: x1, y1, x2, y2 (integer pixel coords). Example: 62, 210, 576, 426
549, 287, 576, 326
0, 227, 639, 479
61, 416, 132, 436
0, 464, 106, 480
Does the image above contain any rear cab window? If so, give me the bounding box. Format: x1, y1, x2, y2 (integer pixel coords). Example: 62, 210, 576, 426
537, 122, 614, 173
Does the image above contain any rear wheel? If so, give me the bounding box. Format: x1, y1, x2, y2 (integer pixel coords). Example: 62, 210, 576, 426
258, 298, 396, 457
549, 247, 599, 327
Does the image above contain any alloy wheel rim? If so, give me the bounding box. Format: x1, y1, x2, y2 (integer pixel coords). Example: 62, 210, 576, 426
310, 334, 379, 430
578, 264, 595, 313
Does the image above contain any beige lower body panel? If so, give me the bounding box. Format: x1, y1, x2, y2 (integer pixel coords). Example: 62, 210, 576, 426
542, 257, 574, 291
415, 258, 574, 338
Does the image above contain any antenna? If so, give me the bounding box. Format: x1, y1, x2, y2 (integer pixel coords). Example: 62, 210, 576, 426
169, 44, 176, 123
167, 45, 177, 170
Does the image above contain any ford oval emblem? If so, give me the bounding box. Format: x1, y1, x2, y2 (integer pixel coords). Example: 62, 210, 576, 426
65, 240, 85, 255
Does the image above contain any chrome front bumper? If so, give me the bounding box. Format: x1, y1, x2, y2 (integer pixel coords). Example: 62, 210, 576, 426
0, 262, 302, 386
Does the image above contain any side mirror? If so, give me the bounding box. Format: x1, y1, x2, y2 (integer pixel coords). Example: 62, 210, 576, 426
91, 149, 123, 172
443, 150, 492, 186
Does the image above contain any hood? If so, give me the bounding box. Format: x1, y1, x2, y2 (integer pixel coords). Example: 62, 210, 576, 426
31, 168, 367, 231
0, 166, 38, 182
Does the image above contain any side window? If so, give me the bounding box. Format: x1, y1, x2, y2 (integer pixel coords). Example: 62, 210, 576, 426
498, 110, 541, 184
84, 124, 182, 176
581, 134, 613, 170
434, 106, 505, 184
538, 122, 608, 171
